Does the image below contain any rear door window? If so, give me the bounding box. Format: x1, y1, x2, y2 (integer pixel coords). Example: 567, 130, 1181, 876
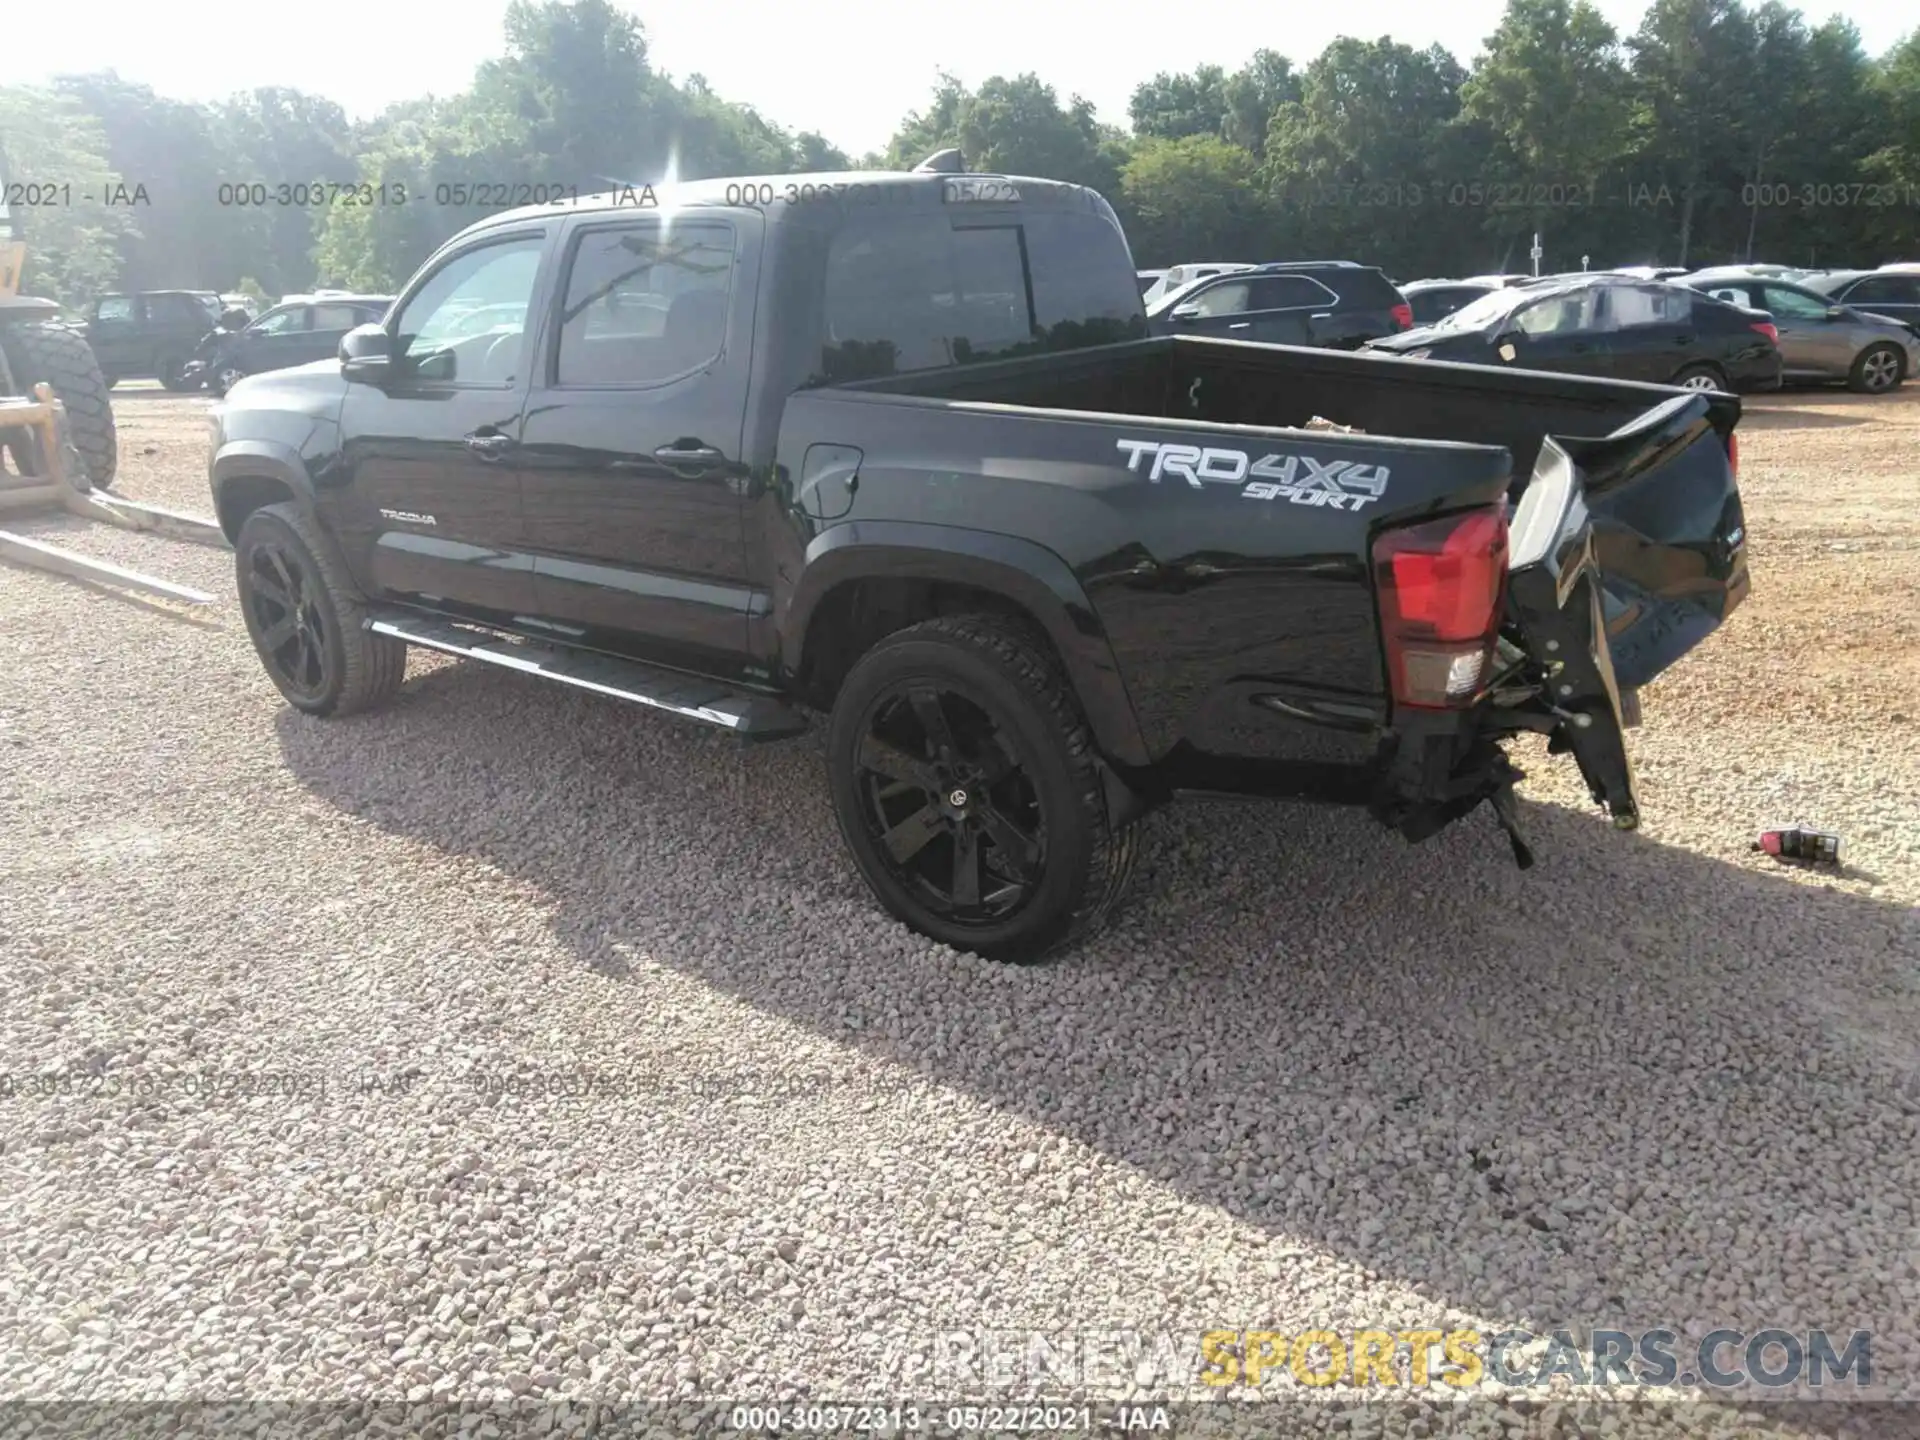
1606, 285, 1692, 328
311, 303, 364, 330
818, 209, 1143, 382
1844, 276, 1919, 305
554, 220, 735, 387
1248, 275, 1338, 311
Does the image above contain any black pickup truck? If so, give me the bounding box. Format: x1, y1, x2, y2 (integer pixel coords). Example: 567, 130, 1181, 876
208, 167, 1749, 962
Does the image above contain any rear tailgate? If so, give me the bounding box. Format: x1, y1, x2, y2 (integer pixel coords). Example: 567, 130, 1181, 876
1501, 390, 1748, 826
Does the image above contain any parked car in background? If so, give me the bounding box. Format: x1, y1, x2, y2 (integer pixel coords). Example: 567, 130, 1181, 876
1684, 264, 1818, 284
1681, 272, 1916, 392
185, 294, 393, 396
1800, 266, 1920, 332
80, 290, 226, 389
1147, 260, 1411, 349
1137, 269, 1167, 298
1607, 265, 1692, 282
1139, 262, 1255, 307
1366, 274, 1781, 391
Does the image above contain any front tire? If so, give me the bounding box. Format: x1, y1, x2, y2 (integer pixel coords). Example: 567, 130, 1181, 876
157, 355, 195, 392
826, 615, 1138, 963
235, 503, 405, 717
1671, 363, 1727, 392
0, 320, 118, 487
1848, 343, 1903, 394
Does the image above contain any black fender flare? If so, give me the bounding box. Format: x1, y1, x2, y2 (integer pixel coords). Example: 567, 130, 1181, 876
210, 440, 319, 542
782, 520, 1151, 767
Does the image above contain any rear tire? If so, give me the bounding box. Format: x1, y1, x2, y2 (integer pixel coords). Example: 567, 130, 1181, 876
0, 321, 118, 487
1671, 363, 1727, 392
235, 502, 406, 718
826, 614, 1138, 963
1848, 343, 1903, 394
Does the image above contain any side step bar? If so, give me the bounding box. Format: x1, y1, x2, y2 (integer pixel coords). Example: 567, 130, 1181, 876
366, 610, 810, 740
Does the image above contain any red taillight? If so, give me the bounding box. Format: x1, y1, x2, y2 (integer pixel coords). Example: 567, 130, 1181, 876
1390, 302, 1414, 330
1728, 432, 1739, 477
1750, 321, 1778, 343
1372, 507, 1509, 710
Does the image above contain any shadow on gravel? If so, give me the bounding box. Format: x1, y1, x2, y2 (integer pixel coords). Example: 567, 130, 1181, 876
1738, 409, 1874, 432
277, 662, 1920, 1391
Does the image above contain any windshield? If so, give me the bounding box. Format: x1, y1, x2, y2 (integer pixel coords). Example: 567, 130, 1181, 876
1431, 287, 1532, 331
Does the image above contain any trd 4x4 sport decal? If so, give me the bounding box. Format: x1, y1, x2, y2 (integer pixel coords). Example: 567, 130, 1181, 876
1115, 438, 1389, 511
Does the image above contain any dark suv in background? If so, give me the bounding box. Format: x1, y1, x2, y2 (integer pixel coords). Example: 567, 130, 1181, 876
186, 295, 394, 396
81, 290, 226, 390
1145, 260, 1412, 348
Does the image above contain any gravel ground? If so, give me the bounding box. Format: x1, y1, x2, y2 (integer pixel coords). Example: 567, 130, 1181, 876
2, 379, 1917, 1438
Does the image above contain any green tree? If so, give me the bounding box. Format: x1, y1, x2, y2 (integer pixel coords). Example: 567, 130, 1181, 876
1624, 0, 1764, 264
0, 84, 135, 302
1222, 51, 1301, 156
217, 88, 358, 293
1264, 38, 1479, 274
886, 74, 1124, 195
51, 72, 254, 290
1119, 135, 1270, 265
1128, 66, 1229, 142
1461, 0, 1631, 261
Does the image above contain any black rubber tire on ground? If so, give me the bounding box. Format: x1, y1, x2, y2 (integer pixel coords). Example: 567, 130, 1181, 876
157, 355, 195, 392
1847, 342, 1904, 394
235, 502, 407, 718
0, 321, 118, 487
1670, 362, 1728, 392
826, 614, 1139, 963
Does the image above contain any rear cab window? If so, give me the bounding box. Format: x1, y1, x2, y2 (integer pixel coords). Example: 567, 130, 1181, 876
813, 195, 1146, 385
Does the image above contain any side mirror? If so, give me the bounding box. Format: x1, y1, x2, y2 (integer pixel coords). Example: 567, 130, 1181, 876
1169, 303, 1202, 321
1493, 329, 1522, 347
1825, 306, 1846, 320
340, 323, 393, 385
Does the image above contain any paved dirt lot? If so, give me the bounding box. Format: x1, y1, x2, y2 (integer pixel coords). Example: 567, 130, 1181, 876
2, 378, 1917, 1436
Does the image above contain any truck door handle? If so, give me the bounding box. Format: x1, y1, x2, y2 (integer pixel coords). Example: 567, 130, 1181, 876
1673, 334, 1694, 344
464, 431, 515, 457
1228, 322, 1252, 331
654, 442, 724, 465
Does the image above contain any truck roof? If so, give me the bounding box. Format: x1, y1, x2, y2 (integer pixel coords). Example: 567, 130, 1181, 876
473, 169, 1109, 236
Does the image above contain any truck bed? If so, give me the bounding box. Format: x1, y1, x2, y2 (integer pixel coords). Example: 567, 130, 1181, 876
835, 334, 1739, 487
786, 334, 1745, 778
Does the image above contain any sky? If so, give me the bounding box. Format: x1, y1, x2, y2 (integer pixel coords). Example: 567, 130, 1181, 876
20, 0, 1917, 158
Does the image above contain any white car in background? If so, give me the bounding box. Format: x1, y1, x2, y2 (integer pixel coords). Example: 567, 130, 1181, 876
1140, 262, 1256, 307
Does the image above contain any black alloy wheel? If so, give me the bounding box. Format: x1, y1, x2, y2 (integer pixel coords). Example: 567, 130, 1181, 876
244, 540, 332, 705
853, 682, 1047, 925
